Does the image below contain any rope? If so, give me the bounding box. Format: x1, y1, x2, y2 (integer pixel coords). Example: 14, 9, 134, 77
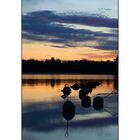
103, 92, 114, 99
91, 90, 117, 99
65, 121, 69, 137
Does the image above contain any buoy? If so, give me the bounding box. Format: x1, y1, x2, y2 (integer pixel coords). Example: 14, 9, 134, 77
93, 96, 104, 110
88, 87, 93, 93
81, 96, 91, 108
79, 83, 86, 89
71, 83, 80, 90
62, 101, 75, 121
87, 81, 96, 88
83, 86, 93, 93
61, 94, 67, 99
94, 81, 101, 86
79, 89, 88, 99
61, 86, 71, 96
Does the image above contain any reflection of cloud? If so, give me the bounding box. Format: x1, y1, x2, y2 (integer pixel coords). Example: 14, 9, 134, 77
23, 98, 118, 132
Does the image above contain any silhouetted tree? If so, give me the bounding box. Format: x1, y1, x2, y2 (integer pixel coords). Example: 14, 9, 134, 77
22, 58, 118, 74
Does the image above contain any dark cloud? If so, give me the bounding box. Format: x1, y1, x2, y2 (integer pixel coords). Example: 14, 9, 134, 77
22, 10, 118, 51
94, 45, 118, 50
50, 45, 67, 48
22, 11, 97, 42
26, 10, 118, 28
92, 40, 118, 50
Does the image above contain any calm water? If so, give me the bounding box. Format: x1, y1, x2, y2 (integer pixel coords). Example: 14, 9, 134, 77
22, 74, 118, 140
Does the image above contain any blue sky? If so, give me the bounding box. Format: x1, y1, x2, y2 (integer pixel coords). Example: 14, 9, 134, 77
23, 0, 118, 18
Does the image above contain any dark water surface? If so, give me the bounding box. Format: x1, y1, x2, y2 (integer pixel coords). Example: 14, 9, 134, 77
22, 74, 118, 140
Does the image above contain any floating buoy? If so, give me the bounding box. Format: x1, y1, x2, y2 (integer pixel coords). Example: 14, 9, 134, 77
94, 81, 101, 86
81, 96, 91, 108
61, 86, 71, 96
87, 81, 96, 88
83, 86, 93, 93
87, 81, 100, 89
62, 101, 75, 121
61, 94, 67, 99
79, 83, 86, 89
79, 89, 88, 99
93, 96, 104, 110
71, 83, 80, 90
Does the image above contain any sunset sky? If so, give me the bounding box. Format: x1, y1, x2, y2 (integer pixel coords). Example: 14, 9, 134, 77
22, 0, 118, 61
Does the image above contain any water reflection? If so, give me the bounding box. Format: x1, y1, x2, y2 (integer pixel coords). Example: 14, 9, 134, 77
22, 79, 116, 88
22, 97, 118, 132
22, 74, 118, 140
60, 82, 118, 137
22, 74, 117, 87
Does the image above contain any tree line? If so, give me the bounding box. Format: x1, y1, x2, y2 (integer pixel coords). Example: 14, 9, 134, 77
22, 57, 118, 74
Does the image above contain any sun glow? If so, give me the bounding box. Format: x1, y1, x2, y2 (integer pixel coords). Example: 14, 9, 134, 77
22, 40, 117, 61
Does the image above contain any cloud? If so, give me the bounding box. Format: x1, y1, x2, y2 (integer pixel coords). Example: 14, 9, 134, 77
22, 11, 98, 42
94, 45, 118, 50
50, 45, 67, 48
98, 8, 112, 11
92, 40, 118, 50
22, 10, 118, 51
25, 10, 118, 28
79, 52, 117, 60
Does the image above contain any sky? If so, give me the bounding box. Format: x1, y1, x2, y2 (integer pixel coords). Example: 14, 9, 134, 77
22, 0, 118, 61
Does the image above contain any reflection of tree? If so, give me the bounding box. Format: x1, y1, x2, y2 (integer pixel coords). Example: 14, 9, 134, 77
50, 79, 55, 88
22, 79, 117, 89
105, 79, 113, 86
114, 78, 118, 90
22, 57, 118, 74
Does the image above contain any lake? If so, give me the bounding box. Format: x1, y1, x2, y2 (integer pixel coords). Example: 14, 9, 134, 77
22, 74, 118, 140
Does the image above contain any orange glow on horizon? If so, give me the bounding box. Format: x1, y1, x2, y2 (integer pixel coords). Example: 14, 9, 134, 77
22, 40, 117, 61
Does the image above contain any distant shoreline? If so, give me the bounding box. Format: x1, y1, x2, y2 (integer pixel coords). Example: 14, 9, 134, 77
22, 58, 118, 75
22, 72, 118, 75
